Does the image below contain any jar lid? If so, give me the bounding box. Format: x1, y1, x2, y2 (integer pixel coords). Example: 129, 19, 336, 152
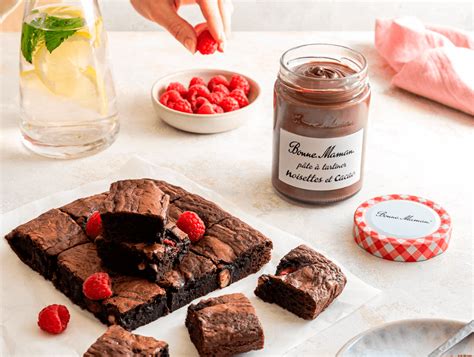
353, 194, 452, 262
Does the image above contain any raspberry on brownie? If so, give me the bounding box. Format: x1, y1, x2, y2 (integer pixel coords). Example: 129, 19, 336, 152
54, 243, 169, 331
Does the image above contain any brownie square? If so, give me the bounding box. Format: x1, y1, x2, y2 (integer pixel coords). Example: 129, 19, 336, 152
55, 243, 168, 330
96, 221, 190, 282
186, 293, 264, 357
5, 209, 89, 279
190, 216, 273, 288
59, 192, 107, 228
158, 251, 219, 312
84, 325, 169, 357
100, 179, 170, 243
254, 244, 347, 320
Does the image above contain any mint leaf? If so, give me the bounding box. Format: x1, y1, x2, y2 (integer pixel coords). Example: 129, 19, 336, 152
43, 16, 84, 31
21, 15, 85, 61
44, 29, 76, 52
43, 16, 84, 53
21, 22, 43, 63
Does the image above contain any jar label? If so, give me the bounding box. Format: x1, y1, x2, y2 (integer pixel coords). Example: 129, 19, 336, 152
278, 129, 364, 191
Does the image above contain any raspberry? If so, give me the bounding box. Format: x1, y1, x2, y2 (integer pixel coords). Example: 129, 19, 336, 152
220, 96, 240, 112
163, 238, 176, 247
208, 92, 226, 105
277, 267, 296, 276
208, 75, 229, 91
83, 272, 113, 300
166, 82, 187, 97
229, 74, 250, 95
195, 96, 210, 109
37, 304, 70, 334
170, 99, 193, 113
187, 84, 211, 101
159, 90, 182, 106
229, 89, 249, 108
196, 30, 217, 55
197, 103, 215, 114
85, 211, 102, 239
189, 77, 206, 87
176, 211, 206, 243
213, 104, 224, 113
212, 84, 230, 95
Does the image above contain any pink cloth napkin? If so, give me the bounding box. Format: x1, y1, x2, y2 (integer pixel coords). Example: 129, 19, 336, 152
375, 17, 474, 116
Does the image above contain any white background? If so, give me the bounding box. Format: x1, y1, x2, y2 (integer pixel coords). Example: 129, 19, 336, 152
100, 0, 474, 31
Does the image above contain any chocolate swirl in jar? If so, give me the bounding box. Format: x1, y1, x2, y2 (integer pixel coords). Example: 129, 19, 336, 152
272, 44, 371, 204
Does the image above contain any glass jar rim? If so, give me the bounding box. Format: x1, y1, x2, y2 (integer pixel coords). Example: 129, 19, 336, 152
280, 43, 368, 82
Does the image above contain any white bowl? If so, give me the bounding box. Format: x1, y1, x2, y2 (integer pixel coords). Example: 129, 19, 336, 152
151, 69, 261, 134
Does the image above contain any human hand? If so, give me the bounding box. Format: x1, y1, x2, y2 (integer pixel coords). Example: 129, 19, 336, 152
130, 0, 233, 53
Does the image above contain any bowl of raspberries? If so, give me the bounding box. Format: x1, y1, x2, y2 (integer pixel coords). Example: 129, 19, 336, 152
151, 69, 260, 134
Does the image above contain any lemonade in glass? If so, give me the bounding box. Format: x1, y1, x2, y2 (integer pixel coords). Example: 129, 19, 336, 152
19, 1, 119, 158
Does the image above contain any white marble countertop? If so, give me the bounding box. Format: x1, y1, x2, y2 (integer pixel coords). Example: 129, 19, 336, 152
1, 31, 473, 356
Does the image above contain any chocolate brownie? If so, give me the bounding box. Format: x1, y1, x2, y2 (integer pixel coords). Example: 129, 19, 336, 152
171, 193, 231, 228
84, 325, 169, 357
186, 293, 264, 357
54, 243, 168, 330
158, 251, 219, 312
96, 221, 190, 282
5, 209, 89, 279
59, 192, 107, 228
153, 180, 188, 202
190, 216, 273, 288
254, 244, 347, 320
100, 179, 170, 243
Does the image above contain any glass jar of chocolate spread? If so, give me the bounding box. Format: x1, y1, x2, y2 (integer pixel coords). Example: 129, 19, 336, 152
272, 43, 371, 204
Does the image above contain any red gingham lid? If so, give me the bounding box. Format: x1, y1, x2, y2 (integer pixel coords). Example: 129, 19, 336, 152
353, 194, 452, 262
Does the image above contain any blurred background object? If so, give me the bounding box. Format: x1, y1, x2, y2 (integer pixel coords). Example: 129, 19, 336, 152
2, 0, 473, 32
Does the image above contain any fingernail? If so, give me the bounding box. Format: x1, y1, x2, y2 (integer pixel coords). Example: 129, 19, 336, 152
184, 38, 195, 53
218, 41, 226, 53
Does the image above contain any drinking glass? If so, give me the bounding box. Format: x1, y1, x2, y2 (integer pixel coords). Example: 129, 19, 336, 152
19, 0, 119, 158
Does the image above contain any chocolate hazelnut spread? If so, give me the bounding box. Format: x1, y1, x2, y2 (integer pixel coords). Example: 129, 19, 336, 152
272, 44, 371, 203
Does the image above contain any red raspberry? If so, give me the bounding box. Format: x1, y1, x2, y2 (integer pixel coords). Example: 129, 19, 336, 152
170, 99, 193, 113
229, 89, 249, 108
212, 84, 230, 95
220, 96, 240, 112
208, 92, 226, 105
208, 75, 229, 91
196, 30, 217, 55
159, 90, 182, 106
189, 77, 206, 87
85, 211, 102, 239
187, 84, 211, 101
83, 272, 113, 300
213, 104, 224, 113
197, 103, 215, 114
163, 238, 176, 246
37, 304, 70, 334
176, 211, 206, 242
195, 96, 210, 109
277, 267, 296, 276
229, 74, 250, 95
166, 82, 187, 97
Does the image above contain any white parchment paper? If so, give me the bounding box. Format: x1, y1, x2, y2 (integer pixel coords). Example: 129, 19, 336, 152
1, 157, 380, 356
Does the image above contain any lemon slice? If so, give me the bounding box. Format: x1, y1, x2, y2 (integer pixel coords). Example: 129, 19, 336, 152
32, 34, 107, 115
41, 5, 84, 18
